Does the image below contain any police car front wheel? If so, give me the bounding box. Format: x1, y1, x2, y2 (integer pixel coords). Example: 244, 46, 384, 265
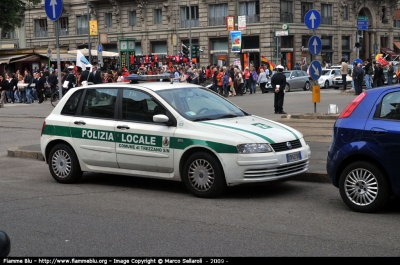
49, 144, 82, 184
183, 152, 226, 198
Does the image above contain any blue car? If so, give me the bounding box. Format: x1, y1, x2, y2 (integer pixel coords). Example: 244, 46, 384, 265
327, 85, 400, 213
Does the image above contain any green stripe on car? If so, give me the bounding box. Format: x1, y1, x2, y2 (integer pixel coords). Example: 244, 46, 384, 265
42, 125, 238, 153
199, 121, 275, 144
253, 116, 299, 140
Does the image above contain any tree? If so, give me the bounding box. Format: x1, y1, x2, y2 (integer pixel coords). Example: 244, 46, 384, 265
0, 0, 40, 32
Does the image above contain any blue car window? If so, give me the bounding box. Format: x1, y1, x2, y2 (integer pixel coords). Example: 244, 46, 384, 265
379, 91, 400, 120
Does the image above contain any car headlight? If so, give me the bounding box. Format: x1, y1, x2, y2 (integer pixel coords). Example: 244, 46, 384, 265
237, 143, 273, 153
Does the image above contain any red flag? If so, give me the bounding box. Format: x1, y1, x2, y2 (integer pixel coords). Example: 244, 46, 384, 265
261, 55, 275, 71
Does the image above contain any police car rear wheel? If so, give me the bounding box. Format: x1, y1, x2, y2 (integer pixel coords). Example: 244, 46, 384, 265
183, 152, 226, 198
49, 144, 82, 184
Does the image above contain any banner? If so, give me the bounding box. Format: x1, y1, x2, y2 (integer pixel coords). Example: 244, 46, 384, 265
230, 31, 241, 53
226, 16, 234, 31
76, 50, 90, 69
89, 20, 98, 36
238, 16, 246, 30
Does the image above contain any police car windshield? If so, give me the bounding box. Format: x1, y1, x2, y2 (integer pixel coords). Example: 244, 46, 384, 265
156, 87, 247, 121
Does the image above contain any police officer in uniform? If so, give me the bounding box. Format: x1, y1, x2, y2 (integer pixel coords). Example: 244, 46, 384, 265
80, 64, 91, 86
271, 65, 287, 114
63, 66, 77, 95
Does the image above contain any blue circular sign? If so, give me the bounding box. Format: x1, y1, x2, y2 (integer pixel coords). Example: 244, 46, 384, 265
308, 36, 322, 56
304, 10, 321, 30
309, 60, 322, 80
353, 58, 363, 66
45, 0, 63, 21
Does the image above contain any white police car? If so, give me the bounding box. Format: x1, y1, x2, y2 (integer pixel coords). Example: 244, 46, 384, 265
40, 81, 311, 197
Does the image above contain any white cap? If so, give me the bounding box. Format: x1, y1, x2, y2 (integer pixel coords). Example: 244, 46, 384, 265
276, 65, 284, 70
68, 65, 74, 70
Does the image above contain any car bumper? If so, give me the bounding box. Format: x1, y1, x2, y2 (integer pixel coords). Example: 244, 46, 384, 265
221, 144, 311, 186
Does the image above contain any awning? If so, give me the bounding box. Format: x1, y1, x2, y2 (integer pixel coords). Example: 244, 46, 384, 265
11, 55, 40, 63
381, 48, 399, 58
0, 54, 29, 64
394, 42, 400, 50
67, 48, 119, 57
39, 53, 76, 61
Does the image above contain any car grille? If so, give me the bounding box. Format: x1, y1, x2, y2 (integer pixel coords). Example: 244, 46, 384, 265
244, 160, 308, 179
270, 139, 302, 152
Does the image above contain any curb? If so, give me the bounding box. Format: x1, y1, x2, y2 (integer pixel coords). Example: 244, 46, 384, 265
281, 113, 339, 120
7, 148, 44, 161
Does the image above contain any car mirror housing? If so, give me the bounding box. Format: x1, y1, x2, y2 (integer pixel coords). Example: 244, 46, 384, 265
153, 114, 169, 123
0, 231, 11, 257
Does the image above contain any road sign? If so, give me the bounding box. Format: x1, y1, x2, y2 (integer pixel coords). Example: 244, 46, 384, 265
309, 60, 322, 80
98, 44, 103, 52
357, 16, 368, 30
44, 0, 63, 21
304, 10, 321, 30
308, 36, 322, 56
353, 58, 363, 66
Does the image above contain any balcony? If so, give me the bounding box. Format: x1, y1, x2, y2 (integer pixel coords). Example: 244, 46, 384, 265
181, 19, 199, 28
77, 28, 88, 35
209, 17, 226, 26
34, 30, 48, 38
59, 29, 68, 36
280, 13, 293, 23
321, 16, 332, 25
246, 14, 260, 24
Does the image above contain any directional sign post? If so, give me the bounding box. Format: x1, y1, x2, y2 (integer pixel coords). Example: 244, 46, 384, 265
304, 10, 321, 30
45, 0, 63, 21
45, 0, 63, 102
308, 36, 322, 56
309, 60, 322, 81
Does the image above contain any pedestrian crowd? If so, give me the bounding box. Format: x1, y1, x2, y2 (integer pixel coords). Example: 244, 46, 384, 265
340, 57, 399, 96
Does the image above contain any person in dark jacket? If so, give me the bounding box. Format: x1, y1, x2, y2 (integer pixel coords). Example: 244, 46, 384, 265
47, 70, 57, 96
373, 63, 385, 87
352, 63, 364, 95
88, 64, 102, 84
36, 72, 47, 104
80, 64, 91, 86
271, 65, 287, 114
211, 66, 219, 93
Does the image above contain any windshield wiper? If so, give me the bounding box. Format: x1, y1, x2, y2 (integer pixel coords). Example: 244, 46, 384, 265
192, 117, 214, 122
216, 114, 239, 119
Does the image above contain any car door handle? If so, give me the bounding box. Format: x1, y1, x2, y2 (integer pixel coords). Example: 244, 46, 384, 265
370, 127, 387, 134
74, 121, 86, 125
117, 125, 130, 130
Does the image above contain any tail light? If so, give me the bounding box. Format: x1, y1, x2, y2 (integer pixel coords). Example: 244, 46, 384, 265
338, 92, 367, 119
41, 121, 46, 136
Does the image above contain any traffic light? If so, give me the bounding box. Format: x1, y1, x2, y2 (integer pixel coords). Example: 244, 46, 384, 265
181, 44, 189, 58
191, 45, 198, 59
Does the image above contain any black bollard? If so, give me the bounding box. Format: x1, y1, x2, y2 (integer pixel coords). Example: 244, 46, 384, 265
0, 231, 11, 257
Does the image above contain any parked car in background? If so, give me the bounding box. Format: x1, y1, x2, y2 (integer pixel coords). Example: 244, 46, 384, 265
327, 85, 400, 213
318, 69, 342, 89
330, 65, 354, 88
266, 70, 310, 92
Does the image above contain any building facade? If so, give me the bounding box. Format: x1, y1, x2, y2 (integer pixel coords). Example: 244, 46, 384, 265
1, 0, 400, 71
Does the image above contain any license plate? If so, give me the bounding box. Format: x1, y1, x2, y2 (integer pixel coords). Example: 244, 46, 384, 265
337, 81, 342, 84
287, 152, 301, 162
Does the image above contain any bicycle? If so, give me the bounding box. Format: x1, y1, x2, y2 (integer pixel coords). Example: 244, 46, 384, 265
51, 88, 61, 107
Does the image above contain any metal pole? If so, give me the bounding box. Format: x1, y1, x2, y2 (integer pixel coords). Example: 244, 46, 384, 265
56, 20, 62, 100
189, 3, 192, 63
86, 0, 92, 63
176, 0, 179, 54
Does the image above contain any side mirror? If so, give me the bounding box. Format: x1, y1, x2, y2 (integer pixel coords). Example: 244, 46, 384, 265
153, 114, 169, 123
0, 231, 11, 257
